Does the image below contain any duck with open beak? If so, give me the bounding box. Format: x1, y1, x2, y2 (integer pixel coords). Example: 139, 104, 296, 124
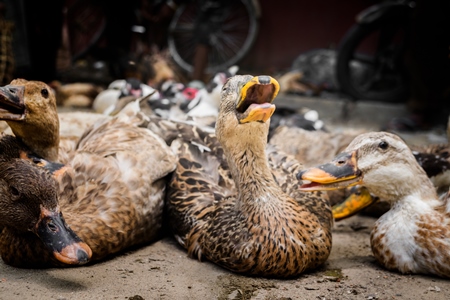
235, 75, 279, 124
297, 151, 377, 219
295, 131, 450, 277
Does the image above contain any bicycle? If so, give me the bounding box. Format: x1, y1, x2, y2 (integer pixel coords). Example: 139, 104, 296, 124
167, 0, 260, 74
335, 0, 415, 102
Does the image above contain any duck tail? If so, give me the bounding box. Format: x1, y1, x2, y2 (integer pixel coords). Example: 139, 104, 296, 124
114, 93, 158, 126
186, 229, 204, 261
109, 90, 157, 117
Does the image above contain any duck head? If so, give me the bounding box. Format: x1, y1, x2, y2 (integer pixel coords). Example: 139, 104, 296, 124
216, 75, 279, 148
0, 79, 60, 161
0, 158, 92, 265
297, 132, 437, 217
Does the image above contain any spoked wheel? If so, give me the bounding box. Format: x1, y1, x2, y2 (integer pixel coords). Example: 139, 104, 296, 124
168, 0, 259, 74
336, 20, 409, 102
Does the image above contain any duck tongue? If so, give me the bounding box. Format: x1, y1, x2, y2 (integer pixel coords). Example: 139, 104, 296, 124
0, 85, 25, 120
236, 76, 279, 123
237, 76, 279, 113
239, 102, 276, 123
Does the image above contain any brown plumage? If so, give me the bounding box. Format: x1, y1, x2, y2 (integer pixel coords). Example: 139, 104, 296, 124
410, 143, 450, 195
269, 125, 364, 168
165, 75, 332, 278
0, 134, 92, 267
0, 79, 177, 267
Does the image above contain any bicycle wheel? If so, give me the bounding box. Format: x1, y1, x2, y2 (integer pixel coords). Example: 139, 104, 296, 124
168, 0, 259, 74
336, 20, 409, 102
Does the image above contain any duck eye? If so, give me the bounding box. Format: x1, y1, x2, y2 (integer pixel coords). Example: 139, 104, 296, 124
378, 141, 389, 150
10, 186, 20, 197
41, 88, 49, 98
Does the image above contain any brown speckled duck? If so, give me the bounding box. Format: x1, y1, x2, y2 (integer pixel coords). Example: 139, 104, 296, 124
0, 135, 92, 267
298, 131, 450, 278
165, 75, 333, 278
0, 79, 177, 267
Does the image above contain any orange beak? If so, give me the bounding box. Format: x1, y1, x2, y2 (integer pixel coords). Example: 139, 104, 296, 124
297, 151, 363, 191
332, 186, 376, 221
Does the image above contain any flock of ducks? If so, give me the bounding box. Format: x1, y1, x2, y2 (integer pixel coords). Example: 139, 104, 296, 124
0, 73, 449, 280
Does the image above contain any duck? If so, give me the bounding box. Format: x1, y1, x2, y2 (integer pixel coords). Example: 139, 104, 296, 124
185, 66, 239, 122
165, 75, 333, 278
268, 124, 366, 208
92, 77, 159, 114
269, 125, 364, 168
108, 67, 240, 128
268, 107, 326, 138
412, 146, 450, 195
0, 79, 177, 268
0, 134, 93, 267
298, 131, 450, 277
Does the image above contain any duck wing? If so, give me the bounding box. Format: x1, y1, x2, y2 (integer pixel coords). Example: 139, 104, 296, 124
166, 139, 233, 247
411, 144, 450, 194
162, 120, 234, 247
147, 116, 233, 187
266, 144, 333, 228
55, 101, 177, 261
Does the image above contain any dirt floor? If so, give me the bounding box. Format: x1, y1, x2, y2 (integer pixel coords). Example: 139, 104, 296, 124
2, 215, 449, 300
1, 96, 450, 300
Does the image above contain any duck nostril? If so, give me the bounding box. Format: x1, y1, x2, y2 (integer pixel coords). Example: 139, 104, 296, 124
47, 220, 58, 233
257, 75, 270, 84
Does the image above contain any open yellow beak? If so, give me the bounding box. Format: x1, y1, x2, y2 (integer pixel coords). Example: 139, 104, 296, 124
237, 76, 279, 123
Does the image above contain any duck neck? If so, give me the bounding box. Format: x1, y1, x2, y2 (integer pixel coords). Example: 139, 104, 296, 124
8, 118, 60, 162
375, 171, 439, 207
223, 133, 281, 205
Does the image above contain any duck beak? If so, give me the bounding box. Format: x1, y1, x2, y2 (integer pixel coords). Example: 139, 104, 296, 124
297, 151, 363, 191
33, 206, 92, 265
332, 186, 376, 221
0, 85, 26, 120
237, 76, 279, 123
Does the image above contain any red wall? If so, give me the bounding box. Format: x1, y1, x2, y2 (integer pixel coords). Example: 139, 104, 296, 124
240, 0, 375, 73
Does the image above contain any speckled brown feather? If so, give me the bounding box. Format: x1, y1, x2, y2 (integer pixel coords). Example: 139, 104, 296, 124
269, 126, 365, 206
370, 208, 450, 277
269, 125, 364, 168
0, 87, 177, 267
410, 143, 450, 194
164, 75, 332, 278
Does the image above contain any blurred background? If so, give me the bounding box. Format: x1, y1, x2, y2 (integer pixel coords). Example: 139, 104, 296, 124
1, 0, 449, 131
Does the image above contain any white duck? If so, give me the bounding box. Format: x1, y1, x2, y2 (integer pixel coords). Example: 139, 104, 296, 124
298, 131, 450, 278
93, 78, 159, 114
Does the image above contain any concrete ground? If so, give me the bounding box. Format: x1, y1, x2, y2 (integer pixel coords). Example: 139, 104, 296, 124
1, 94, 449, 300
